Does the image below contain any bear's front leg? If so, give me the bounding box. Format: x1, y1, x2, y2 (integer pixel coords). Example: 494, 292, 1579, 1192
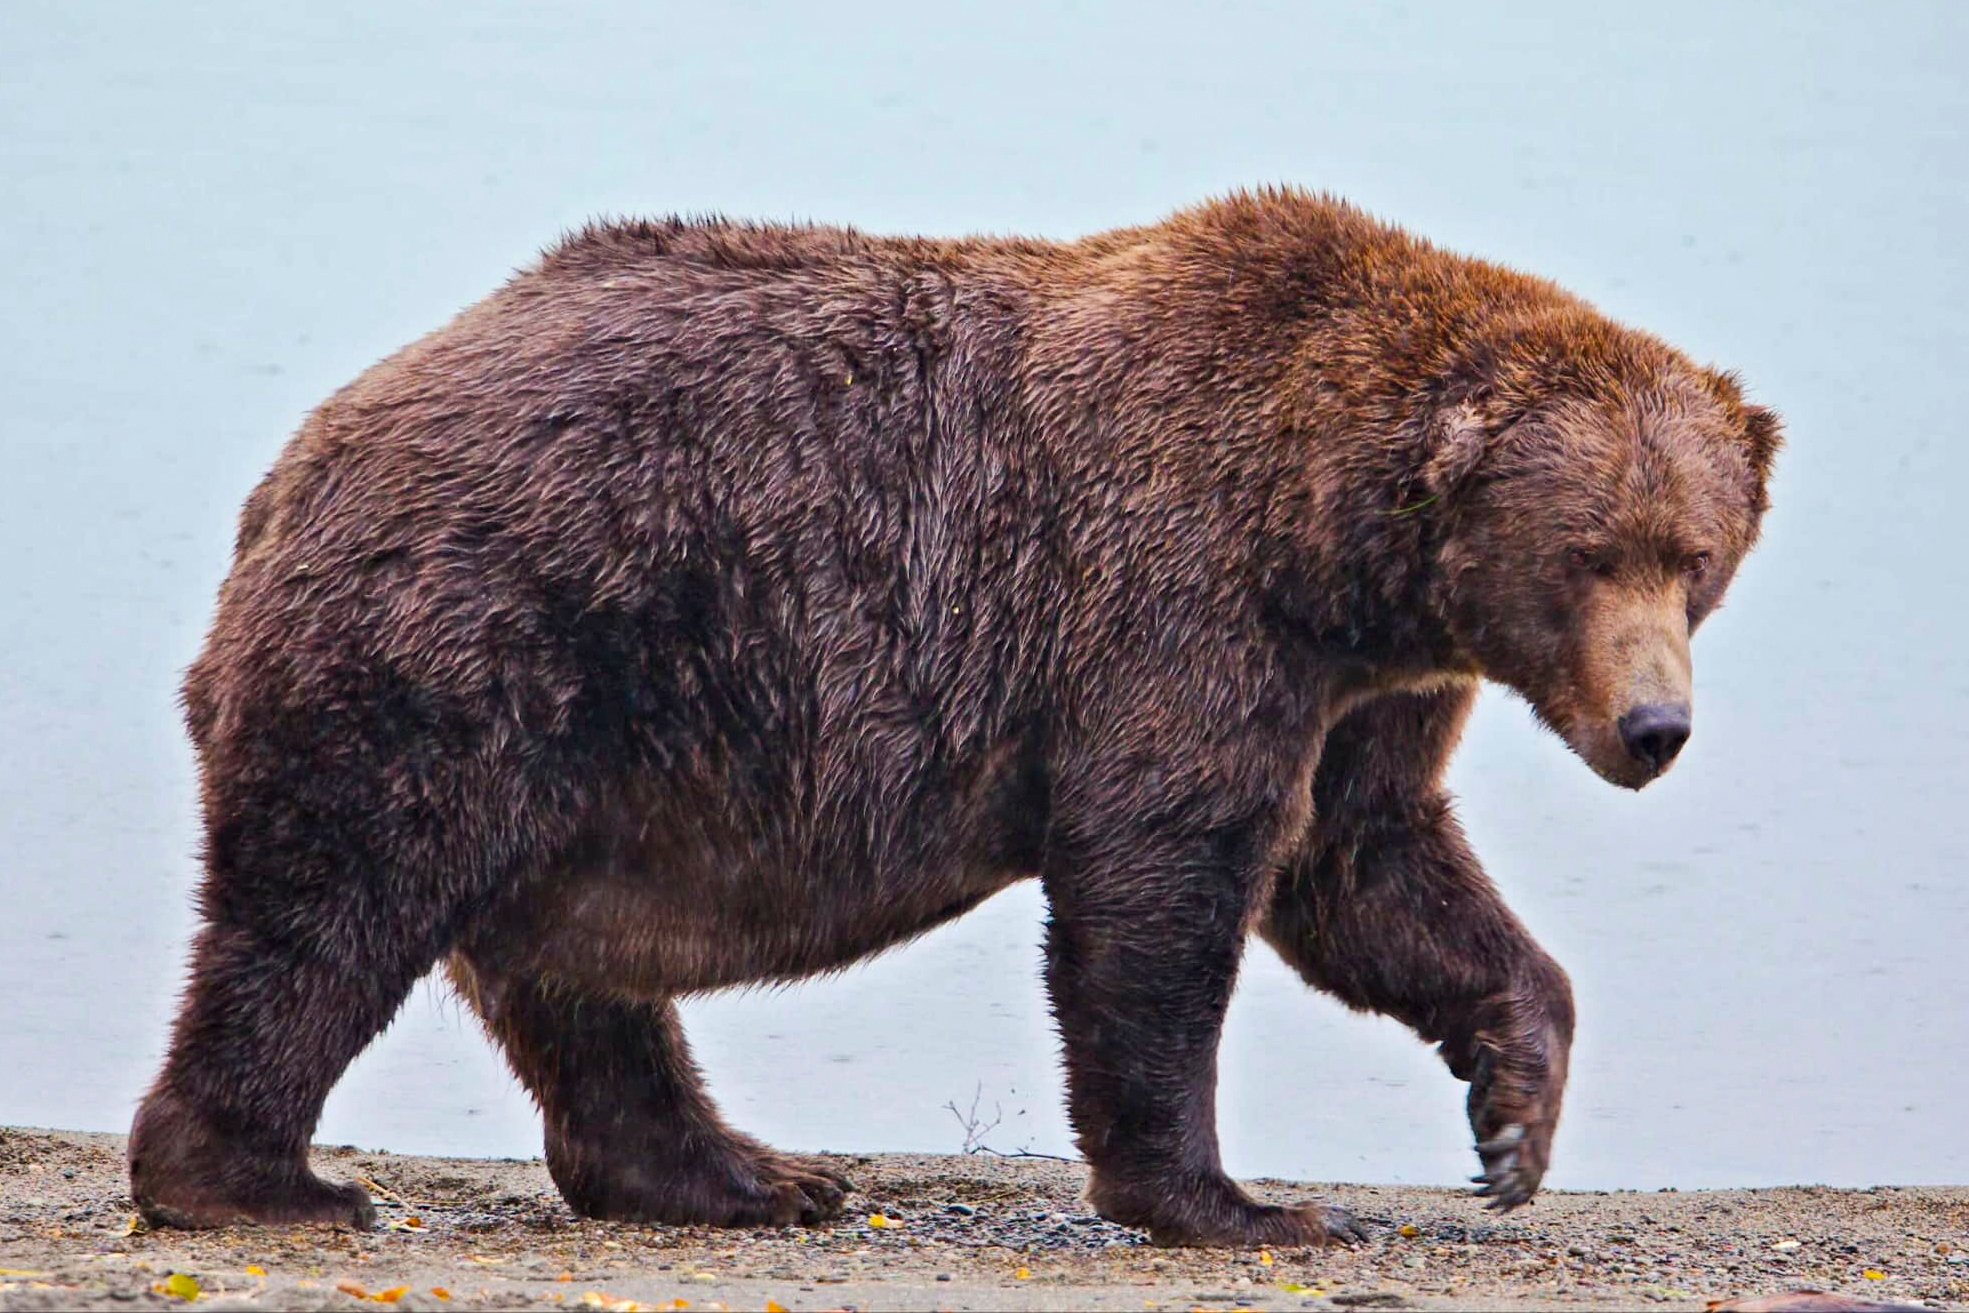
1262, 686, 1574, 1210
1043, 774, 1364, 1248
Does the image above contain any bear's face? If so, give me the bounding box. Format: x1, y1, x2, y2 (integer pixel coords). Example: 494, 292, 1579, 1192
1434, 381, 1779, 789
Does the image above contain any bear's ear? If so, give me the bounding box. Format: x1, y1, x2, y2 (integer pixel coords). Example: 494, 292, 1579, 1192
1703, 369, 1782, 501
1421, 400, 1492, 500
1741, 403, 1783, 485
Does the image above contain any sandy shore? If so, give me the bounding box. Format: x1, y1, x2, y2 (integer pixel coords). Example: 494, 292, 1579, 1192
0, 1128, 1962, 1311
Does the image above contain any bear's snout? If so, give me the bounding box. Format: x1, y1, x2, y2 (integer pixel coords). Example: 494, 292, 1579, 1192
1616, 703, 1691, 777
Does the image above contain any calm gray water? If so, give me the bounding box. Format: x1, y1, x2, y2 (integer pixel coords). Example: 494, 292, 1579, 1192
3, 1, 1964, 1191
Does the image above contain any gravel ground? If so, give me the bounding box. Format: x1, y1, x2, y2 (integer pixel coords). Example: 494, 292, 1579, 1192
1, 1128, 1963, 1311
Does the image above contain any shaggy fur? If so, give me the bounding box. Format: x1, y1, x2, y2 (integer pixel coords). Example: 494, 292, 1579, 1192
130, 189, 1777, 1246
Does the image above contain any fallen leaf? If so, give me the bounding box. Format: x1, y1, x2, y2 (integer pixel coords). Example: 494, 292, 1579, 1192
765, 1301, 788, 1313
868, 1213, 894, 1229
373, 1288, 411, 1304
580, 1293, 659, 1312
1257, 1250, 1273, 1267
123, 1215, 147, 1237
430, 1290, 452, 1302
1398, 1223, 1420, 1239
1015, 1267, 1032, 1279
1865, 1270, 1887, 1280
338, 1280, 371, 1298
246, 1265, 268, 1277
156, 1272, 202, 1302
0, 1270, 53, 1280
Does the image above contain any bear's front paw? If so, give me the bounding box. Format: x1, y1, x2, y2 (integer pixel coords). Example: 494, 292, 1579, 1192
1464, 1047, 1561, 1211
747, 1151, 856, 1224
1092, 1169, 1367, 1248
1146, 1199, 1368, 1249
1453, 960, 1572, 1211
1469, 1121, 1548, 1210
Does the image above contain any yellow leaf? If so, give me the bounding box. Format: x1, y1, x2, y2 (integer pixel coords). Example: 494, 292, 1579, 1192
1864, 1269, 1887, 1280
245, 1265, 268, 1277
123, 1215, 148, 1236
373, 1288, 411, 1304
868, 1212, 893, 1228
158, 1272, 202, 1302
431, 1290, 452, 1302
583, 1295, 660, 1312
766, 1301, 789, 1313
1399, 1223, 1420, 1238
1257, 1250, 1273, 1266
558, 1271, 575, 1282
1016, 1267, 1032, 1279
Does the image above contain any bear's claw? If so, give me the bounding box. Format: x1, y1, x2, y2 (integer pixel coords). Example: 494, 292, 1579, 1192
1471, 1122, 1536, 1211
1317, 1204, 1371, 1244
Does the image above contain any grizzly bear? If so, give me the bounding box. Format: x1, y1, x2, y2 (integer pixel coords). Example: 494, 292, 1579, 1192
130, 188, 1778, 1247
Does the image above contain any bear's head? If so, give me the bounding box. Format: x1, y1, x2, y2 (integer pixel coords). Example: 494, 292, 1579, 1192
1422, 351, 1781, 789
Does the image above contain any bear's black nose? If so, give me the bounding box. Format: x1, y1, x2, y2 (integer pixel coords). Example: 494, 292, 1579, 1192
1618, 704, 1691, 773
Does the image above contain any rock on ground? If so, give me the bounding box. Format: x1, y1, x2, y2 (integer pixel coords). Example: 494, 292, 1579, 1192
1, 1128, 1964, 1311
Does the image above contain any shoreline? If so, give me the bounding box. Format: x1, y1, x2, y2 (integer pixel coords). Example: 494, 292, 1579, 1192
1, 1127, 1962, 1310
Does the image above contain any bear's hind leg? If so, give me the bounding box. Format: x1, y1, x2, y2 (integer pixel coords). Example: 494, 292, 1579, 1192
449, 956, 852, 1226
133, 659, 564, 1229
130, 916, 432, 1229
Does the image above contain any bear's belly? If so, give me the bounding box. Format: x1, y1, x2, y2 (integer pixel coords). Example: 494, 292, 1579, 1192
491, 855, 1028, 998
466, 743, 1049, 998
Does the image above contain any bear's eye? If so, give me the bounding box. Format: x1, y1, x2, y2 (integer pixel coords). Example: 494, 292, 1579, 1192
1683, 551, 1712, 580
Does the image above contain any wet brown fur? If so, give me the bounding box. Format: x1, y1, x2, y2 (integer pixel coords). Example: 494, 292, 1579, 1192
131, 189, 1778, 1245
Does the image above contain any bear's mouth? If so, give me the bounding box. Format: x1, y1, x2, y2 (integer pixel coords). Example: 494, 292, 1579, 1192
1532, 701, 1675, 791
1566, 714, 1690, 790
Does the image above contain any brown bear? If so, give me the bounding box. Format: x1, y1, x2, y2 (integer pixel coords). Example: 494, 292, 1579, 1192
130, 188, 1779, 1247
